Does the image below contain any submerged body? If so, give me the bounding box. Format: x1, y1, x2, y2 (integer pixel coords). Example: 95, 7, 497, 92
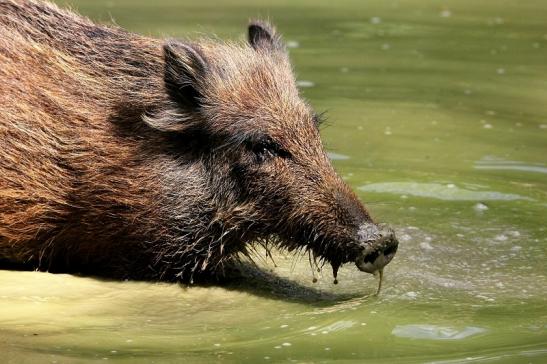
0, 0, 397, 281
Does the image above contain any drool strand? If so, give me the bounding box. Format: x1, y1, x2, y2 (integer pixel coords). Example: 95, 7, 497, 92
375, 268, 384, 295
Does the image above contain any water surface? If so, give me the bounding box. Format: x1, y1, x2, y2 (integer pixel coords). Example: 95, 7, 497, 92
2, 0, 546, 363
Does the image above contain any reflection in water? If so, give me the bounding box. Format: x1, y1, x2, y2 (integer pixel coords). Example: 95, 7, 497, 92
359, 182, 530, 201
475, 157, 547, 174
392, 325, 487, 340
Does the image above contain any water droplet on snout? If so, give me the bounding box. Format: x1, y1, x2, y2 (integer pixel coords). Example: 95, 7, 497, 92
375, 269, 384, 295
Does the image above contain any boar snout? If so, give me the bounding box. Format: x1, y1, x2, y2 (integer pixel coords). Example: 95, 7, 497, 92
355, 223, 398, 274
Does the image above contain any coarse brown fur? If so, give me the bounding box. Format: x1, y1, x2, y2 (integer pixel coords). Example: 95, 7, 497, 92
0, 0, 383, 282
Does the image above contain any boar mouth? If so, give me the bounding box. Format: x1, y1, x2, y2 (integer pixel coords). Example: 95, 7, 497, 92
320, 224, 399, 284
265, 223, 398, 284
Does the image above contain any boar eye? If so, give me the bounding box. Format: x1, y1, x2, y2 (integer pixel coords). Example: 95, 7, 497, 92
251, 139, 290, 163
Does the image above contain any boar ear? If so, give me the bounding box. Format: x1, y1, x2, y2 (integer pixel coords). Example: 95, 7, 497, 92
163, 41, 207, 110
248, 20, 284, 52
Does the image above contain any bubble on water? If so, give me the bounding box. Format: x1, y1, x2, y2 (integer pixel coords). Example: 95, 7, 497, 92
474, 203, 489, 212
324, 347, 331, 351
282, 342, 291, 347
280, 324, 289, 328
370, 16, 382, 24
340, 67, 349, 73
494, 234, 508, 242
213, 343, 221, 347
540, 124, 547, 129
401, 194, 408, 199
440, 10, 452, 18
264, 356, 271, 360
400, 234, 412, 242
508, 230, 520, 237
392, 325, 486, 340
464, 89, 472, 95
381, 43, 391, 50
274, 345, 282, 349
384, 127, 392, 135
476, 294, 495, 302
483, 123, 493, 129
419, 242, 434, 251
404, 291, 418, 299
496, 68, 505, 75
296, 80, 315, 88
286, 40, 299, 48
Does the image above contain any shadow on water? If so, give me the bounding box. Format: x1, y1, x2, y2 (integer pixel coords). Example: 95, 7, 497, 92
0, 259, 362, 306
217, 262, 363, 305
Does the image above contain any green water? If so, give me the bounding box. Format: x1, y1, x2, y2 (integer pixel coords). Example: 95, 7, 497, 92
1, 0, 546, 363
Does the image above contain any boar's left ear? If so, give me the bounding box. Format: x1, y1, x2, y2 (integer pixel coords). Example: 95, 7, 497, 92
144, 42, 207, 132
163, 41, 207, 110
248, 20, 284, 52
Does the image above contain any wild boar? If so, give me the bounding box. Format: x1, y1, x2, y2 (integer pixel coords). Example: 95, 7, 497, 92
0, 0, 398, 282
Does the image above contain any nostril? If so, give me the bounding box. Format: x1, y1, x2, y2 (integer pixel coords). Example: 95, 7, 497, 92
362, 249, 380, 264
382, 235, 398, 256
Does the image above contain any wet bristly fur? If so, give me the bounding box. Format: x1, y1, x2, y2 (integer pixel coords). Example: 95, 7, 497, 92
0, 0, 373, 281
